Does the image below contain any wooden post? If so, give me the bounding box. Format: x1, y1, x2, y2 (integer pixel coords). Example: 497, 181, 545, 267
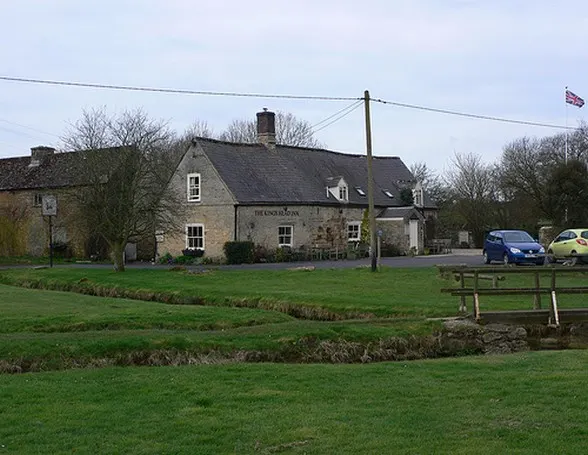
549, 268, 559, 326
473, 270, 480, 321
533, 271, 541, 309
459, 271, 466, 312
49, 215, 53, 268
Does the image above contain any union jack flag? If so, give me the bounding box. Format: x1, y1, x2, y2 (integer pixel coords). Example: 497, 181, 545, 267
566, 89, 585, 108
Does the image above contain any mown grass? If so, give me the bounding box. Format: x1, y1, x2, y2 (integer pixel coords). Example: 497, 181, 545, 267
1, 350, 587, 454
0, 284, 294, 333
0, 267, 459, 318
0, 285, 443, 372
1, 266, 588, 319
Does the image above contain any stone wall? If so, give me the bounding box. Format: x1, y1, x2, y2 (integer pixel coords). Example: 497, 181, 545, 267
237, 205, 366, 252
440, 319, 529, 355
376, 219, 409, 253
157, 144, 237, 259
0, 188, 85, 257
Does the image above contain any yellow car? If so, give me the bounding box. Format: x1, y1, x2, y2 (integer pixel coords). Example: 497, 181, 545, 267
547, 228, 588, 264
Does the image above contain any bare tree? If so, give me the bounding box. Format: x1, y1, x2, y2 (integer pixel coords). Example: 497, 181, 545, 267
219, 111, 323, 148
62, 107, 182, 271
182, 120, 214, 141
445, 152, 497, 247
218, 119, 257, 144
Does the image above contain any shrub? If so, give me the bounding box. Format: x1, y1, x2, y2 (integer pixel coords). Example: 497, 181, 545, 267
51, 241, 73, 259
253, 244, 270, 263
158, 252, 173, 265
223, 241, 254, 264
380, 242, 402, 257
274, 246, 293, 263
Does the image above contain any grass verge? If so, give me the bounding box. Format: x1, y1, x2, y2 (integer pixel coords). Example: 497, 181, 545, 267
1, 350, 587, 454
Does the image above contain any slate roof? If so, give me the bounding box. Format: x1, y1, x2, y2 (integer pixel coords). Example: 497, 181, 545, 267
194, 138, 418, 207
0, 148, 122, 192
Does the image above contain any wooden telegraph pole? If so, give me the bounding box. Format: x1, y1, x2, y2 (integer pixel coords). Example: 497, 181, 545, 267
364, 90, 377, 272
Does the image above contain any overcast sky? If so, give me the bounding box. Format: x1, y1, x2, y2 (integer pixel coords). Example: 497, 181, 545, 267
1, 0, 587, 173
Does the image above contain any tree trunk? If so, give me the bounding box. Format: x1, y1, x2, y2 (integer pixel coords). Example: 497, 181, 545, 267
110, 241, 126, 272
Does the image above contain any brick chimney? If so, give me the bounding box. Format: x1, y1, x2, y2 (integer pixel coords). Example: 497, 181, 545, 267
256, 108, 276, 149
29, 146, 56, 167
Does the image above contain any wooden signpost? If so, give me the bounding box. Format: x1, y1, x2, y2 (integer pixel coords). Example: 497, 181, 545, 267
42, 195, 57, 267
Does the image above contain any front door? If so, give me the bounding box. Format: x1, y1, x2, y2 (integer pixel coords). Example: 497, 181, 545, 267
409, 219, 419, 251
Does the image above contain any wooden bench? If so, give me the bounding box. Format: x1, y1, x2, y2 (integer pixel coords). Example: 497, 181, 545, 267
427, 239, 452, 254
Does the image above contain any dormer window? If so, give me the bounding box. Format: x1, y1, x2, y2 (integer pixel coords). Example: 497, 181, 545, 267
382, 189, 394, 198
355, 187, 366, 197
325, 176, 349, 202
187, 173, 201, 202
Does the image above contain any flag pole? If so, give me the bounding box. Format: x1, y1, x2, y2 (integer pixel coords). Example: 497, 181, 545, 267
565, 86, 569, 163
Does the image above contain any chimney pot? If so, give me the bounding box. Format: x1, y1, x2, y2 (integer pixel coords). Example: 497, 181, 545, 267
256, 110, 276, 148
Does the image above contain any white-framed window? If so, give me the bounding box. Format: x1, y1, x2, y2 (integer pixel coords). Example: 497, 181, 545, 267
347, 222, 361, 242
339, 185, 348, 202
355, 187, 366, 197
278, 225, 293, 247
186, 224, 204, 250
33, 193, 43, 207
187, 173, 201, 202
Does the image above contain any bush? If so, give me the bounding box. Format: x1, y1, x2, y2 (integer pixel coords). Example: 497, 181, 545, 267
274, 246, 293, 263
51, 241, 73, 259
158, 252, 173, 265
380, 242, 402, 257
254, 245, 270, 263
223, 241, 254, 265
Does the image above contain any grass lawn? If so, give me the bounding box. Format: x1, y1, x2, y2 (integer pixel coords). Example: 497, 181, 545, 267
0, 285, 441, 372
1, 350, 587, 454
3, 266, 587, 319
0, 284, 294, 333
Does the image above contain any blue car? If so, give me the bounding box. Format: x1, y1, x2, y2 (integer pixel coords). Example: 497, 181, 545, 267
483, 230, 545, 265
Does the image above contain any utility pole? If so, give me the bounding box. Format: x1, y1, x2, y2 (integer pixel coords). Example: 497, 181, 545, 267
364, 90, 377, 272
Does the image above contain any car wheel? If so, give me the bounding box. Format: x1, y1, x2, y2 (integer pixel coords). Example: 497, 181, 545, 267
570, 250, 578, 267
503, 253, 510, 265
483, 250, 491, 264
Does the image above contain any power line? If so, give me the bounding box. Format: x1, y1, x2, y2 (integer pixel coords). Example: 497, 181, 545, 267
311, 100, 363, 129
0, 75, 578, 131
0, 125, 57, 142
313, 101, 364, 133
0, 75, 360, 102
0, 118, 60, 137
372, 97, 577, 130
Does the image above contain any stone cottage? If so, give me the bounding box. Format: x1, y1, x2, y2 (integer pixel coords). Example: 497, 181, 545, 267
0, 145, 143, 260
158, 110, 436, 259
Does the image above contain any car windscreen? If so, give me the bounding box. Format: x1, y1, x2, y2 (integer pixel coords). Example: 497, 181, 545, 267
503, 231, 534, 243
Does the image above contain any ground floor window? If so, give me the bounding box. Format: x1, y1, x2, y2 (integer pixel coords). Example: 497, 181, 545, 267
33, 193, 43, 207
278, 225, 293, 247
186, 224, 204, 250
347, 222, 361, 241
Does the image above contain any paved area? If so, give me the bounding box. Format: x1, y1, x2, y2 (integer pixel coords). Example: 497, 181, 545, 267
0, 249, 484, 271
